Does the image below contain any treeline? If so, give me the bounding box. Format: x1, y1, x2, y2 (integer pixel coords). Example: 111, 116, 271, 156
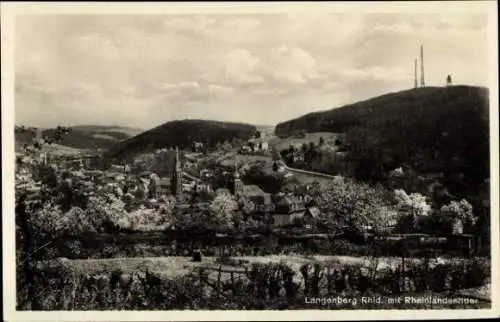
105, 119, 257, 160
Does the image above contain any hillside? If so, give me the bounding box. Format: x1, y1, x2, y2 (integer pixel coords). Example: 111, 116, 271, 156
275, 86, 488, 137
275, 85, 489, 194
15, 125, 143, 151
105, 119, 257, 160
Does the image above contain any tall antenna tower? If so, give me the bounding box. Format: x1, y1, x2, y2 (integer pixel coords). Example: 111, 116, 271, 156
420, 45, 425, 87
414, 59, 418, 88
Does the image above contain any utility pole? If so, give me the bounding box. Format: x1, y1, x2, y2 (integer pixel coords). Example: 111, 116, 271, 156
420, 45, 425, 87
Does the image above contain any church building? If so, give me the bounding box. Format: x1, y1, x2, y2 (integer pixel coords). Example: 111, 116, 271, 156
149, 147, 183, 199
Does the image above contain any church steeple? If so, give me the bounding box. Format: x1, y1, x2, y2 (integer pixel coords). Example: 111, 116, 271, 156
234, 156, 243, 196
172, 146, 183, 197
175, 146, 181, 171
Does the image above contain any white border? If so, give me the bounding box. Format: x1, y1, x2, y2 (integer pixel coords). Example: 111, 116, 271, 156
2, 1, 499, 321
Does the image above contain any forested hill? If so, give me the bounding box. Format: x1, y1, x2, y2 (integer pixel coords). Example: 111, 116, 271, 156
275, 85, 489, 192
105, 119, 257, 160
275, 86, 488, 137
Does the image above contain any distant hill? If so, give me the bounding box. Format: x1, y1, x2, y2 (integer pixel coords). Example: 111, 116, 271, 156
15, 125, 143, 151
105, 119, 257, 160
275, 85, 489, 194
69, 125, 143, 138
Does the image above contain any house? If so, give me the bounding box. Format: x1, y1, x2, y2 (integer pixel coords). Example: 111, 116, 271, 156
200, 169, 214, 180
240, 145, 252, 154
259, 141, 269, 152
155, 178, 172, 199
291, 206, 321, 229
273, 204, 320, 228
246, 138, 269, 153
216, 188, 231, 195
232, 156, 274, 215
195, 182, 213, 193
110, 164, 127, 172
192, 142, 204, 152
184, 152, 203, 162
292, 152, 305, 163
452, 218, 464, 234
182, 181, 196, 192
239, 184, 272, 206
386, 210, 399, 228
272, 195, 306, 226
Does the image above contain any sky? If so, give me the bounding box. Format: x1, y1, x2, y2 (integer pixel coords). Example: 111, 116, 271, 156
15, 13, 489, 130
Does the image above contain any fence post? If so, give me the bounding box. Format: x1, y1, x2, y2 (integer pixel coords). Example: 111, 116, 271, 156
198, 268, 204, 298
230, 272, 235, 295
216, 265, 222, 299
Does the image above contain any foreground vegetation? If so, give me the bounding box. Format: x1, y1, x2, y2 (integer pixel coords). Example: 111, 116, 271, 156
18, 257, 490, 310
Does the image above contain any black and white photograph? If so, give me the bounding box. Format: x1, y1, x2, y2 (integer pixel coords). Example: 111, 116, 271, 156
2, 1, 499, 320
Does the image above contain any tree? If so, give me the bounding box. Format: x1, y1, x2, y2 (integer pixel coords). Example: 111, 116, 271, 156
310, 178, 390, 235
222, 140, 232, 151
210, 192, 239, 229
238, 196, 256, 218
394, 189, 432, 232
440, 199, 475, 232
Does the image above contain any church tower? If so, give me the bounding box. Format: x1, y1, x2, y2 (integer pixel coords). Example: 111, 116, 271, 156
172, 146, 183, 197
234, 156, 243, 196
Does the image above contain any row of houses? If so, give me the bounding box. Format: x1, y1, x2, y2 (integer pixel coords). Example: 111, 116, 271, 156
240, 139, 269, 154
